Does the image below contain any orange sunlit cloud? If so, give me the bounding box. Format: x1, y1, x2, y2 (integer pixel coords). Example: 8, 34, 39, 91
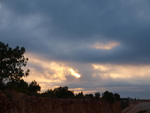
24, 53, 81, 91
91, 41, 120, 50
24, 53, 150, 94
92, 64, 150, 83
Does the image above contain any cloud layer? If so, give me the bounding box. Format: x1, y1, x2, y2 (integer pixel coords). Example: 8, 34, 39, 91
0, 0, 150, 98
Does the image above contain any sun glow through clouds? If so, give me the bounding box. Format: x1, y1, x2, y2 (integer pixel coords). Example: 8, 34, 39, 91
24, 53, 81, 85
69, 68, 81, 78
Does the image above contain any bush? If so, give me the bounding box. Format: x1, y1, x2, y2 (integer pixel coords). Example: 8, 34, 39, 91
102, 91, 114, 103
28, 80, 41, 94
43, 86, 74, 98
95, 92, 100, 100
114, 93, 120, 101
85, 94, 94, 99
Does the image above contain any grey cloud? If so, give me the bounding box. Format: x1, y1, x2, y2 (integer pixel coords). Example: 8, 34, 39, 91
1, 0, 150, 64
1, 0, 150, 99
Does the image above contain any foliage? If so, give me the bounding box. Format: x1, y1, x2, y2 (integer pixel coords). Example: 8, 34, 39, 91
0, 41, 29, 88
120, 99, 129, 109
43, 86, 74, 98
53, 86, 74, 98
85, 94, 94, 99
28, 80, 41, 94
43, 89, 54, 98
0, 41, 41, 95
114, 93, 120, 101
42, 87, 121, 102
6, 79, 29, 93
137, 110, 147, 113
76, 92, 84, 99
95, 92, 100, 100
102, 91, 121, 103
102, 91, 114, 103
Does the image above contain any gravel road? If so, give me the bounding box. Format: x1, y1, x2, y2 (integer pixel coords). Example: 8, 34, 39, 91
125, 102, 150, 113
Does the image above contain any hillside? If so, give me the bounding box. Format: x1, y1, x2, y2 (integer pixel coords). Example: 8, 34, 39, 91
0, 90, 122, 113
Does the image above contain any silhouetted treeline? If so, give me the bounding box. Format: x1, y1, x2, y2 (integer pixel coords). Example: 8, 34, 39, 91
41, 86, 120, 104
42, 86, 74, 98
1, 79, 41, 95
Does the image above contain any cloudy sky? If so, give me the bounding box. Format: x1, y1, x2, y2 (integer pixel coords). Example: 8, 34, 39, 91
1, 0, 150, 99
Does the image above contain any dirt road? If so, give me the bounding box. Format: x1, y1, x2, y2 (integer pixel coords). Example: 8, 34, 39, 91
123, 102, 150, 113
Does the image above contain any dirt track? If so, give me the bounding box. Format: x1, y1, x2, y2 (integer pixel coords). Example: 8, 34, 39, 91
123, 102, 150, 113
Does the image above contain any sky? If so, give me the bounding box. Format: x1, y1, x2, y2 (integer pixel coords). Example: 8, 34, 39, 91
0, 0, 150, 99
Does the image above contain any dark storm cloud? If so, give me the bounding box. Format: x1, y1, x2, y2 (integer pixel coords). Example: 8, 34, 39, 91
1, 0, 150, 64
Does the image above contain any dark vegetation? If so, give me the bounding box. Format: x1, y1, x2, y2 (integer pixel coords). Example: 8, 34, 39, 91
42, 86, 74, 99
41, 86, 121, 104
0, 41, 127, 107
120, 98, 129, 109
138, 110, 147, 113
0, 41, 40, 95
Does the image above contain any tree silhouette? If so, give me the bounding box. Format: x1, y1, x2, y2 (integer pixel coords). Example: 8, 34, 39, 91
42, 86, 74, 98
76, 92, 84, 99
114, 93, 120, 101
0, 41, 29, 89
28, 80, 41, 94
95, 92, 100, 100
85, 94, 94, 99
53, 86, 74, 98
102, 91, 114, 103
43, 89, 54, 98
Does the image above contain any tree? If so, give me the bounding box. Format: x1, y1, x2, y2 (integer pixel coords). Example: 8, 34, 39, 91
43, 89, 54, 98
28, 80, 41, 94
114, 93, 120, 101
6, 79, 29, 93
0, 41, 29, 88
102, 91, 114, 103
53, 86, 74, 98
76, 91, 84, 99
85, 94, 94, 99
95, 92, 100, 100
42, 86, 74, 98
